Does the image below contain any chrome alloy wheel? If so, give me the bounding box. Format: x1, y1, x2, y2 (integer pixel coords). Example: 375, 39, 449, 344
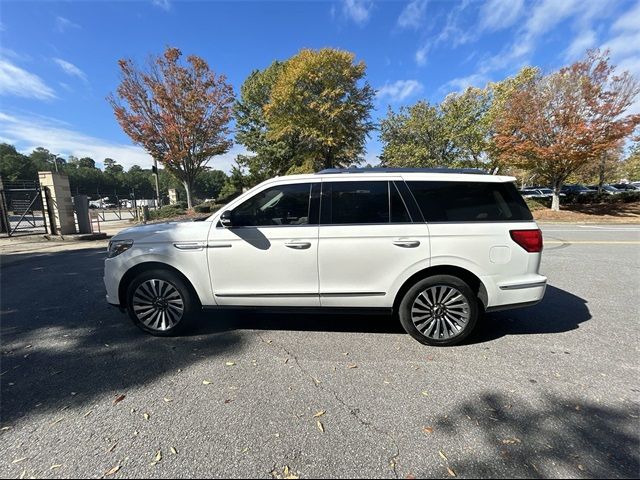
132, 279, 184, 331
411, 285, 471, 340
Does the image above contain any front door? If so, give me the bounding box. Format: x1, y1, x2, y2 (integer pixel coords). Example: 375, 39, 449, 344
208, 181, 320, 306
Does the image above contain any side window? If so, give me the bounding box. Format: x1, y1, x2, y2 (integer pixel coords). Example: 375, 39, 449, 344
322, 181, 389, 224
407, 181, 533, 222
232, 183, 315, 226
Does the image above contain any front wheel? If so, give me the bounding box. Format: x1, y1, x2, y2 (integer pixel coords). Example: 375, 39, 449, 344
398, 275, 479, 346
126, 269, 198, 336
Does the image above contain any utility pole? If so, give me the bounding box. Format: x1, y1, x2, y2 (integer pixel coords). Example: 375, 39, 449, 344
152, 158, 161, 209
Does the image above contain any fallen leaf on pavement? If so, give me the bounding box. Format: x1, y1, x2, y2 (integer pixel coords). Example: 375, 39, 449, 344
113, 395, 126, 405
439, 450, 448, 461
225, 362, 236, 366
202, 380, 213, 385
501, 437, 522, 445
50, 465, 62, 470
423, 426, 434, 434
143, 413, 150, 420
50, 418, 64, 426
105, 465, 120, 476
84, 410, 92, 418
317, 420, 324, 432
347, 364, 358, 369
577, 464, 585, 471
150, 450, 162, 466
163, 397, 172, 403
447, 466, 456, 477
313, 410, 325, 418
107, 442, 118, 453
1, 426, 13, 431
12, 458, 27, 464
171, 447, 178, 455
421, 391, 429, 396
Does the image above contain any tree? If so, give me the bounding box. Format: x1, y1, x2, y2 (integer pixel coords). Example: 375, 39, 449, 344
108, 46, 235, 208
234, 61, 300, 184
264, 48, 375, 170
621, 141, 640, 180
380, 101, 453, 167
104, 158, 124, 174
494, 50, 640, 210
380, 90, 492, 168
0, 144, 33, 181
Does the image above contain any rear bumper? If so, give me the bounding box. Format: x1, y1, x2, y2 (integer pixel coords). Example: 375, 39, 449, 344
482, 275, 547, 310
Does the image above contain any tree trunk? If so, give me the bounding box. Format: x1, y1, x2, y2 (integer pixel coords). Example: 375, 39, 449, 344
183, 181, 193, 209
551, 180, 562, 212
598, 152, 606, 194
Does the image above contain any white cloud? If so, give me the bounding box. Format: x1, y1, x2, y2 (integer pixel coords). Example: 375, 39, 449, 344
612, 1, 640, 31
0, 60, 56, 100
152, 0, 171, 11
377, 80, 424, 103
341, 0, 373, 26
53, 58, 88, 83
479, 0, 524, 31
397, 0, 428, 30
442, 73, 490, 93
564, 30, 597, 61
0, 112, 244, 173
55, 16, 80, 33
415, 43, 430, 66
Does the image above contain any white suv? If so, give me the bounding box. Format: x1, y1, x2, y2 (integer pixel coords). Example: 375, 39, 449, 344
104, 168, 546, 346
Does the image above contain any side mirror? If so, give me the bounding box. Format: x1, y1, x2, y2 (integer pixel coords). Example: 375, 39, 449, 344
220, 210, 234, 228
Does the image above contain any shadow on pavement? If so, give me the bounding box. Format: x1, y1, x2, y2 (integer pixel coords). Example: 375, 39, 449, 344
432, 392, 638, 479
1, 247, 592, 425
468, 285, 592, 344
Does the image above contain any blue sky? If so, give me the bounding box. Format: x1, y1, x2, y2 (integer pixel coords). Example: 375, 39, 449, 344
1, 0, 639, 172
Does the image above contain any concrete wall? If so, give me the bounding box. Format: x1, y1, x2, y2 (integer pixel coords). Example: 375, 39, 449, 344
38, 171, 77, 235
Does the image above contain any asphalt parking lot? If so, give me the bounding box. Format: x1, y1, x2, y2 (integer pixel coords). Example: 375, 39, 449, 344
1, 224, 639, 479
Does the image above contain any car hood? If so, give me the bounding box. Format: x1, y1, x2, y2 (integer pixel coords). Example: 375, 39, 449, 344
112, 220, 212, 243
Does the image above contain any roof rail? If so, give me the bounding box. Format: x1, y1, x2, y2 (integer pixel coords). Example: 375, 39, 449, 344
316, 167, 488, 175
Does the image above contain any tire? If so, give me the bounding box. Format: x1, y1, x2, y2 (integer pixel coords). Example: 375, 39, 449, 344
126, 269, 199, 336
398, 275, 479, 346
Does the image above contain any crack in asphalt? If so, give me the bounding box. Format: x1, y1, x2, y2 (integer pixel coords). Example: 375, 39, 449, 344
257, 333, 400, 479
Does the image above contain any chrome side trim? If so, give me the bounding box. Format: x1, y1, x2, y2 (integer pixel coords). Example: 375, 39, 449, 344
173, 242, 206, 251
208, 243, 232, 248
320, 292, 386, 297
499, 281, 547, 290
215, 292, 386, 298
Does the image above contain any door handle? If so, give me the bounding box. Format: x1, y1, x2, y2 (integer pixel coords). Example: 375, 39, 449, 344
285, 241, 312, 250
393, 240, 420, 248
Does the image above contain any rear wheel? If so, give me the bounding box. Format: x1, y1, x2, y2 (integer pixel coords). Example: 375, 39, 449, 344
126, 269, 198, 336
398, 275, 479, 346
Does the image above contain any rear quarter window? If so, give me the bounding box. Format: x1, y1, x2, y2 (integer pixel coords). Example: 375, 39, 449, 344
406, 181, 533, 222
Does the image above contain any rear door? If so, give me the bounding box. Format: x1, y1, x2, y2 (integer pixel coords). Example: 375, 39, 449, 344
317, 179, 430, 307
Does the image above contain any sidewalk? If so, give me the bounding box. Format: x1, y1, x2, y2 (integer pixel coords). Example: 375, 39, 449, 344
0, 220, 132, 256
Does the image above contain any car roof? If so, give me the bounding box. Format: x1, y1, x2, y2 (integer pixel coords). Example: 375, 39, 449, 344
267, 169, 516, 184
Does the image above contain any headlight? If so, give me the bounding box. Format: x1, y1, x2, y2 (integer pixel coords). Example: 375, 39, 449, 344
107, 239, 133, 258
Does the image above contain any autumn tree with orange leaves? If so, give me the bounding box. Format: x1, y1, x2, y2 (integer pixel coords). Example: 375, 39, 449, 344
494, 50, 640, 211
108, 47, 234, 209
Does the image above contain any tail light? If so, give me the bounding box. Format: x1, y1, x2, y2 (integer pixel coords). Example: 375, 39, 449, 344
510, 229, 543, 253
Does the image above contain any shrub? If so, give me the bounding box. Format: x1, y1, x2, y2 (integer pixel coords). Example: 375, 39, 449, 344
148, 204, 186, 220
193, 204, 211, 214
525, 198, 551, 211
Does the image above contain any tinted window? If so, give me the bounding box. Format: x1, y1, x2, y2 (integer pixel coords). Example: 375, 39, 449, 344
322, 181, 389, 224
233, 183, 314, 226
407, 181, 533, 222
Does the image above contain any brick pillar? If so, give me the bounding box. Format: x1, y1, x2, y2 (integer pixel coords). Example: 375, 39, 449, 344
38, 171, 77, 235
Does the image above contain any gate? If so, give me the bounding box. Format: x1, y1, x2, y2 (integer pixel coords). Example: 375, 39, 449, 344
0, 178, 48, 236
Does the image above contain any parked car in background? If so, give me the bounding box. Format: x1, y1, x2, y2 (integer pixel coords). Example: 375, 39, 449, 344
519, 188, 547, 199
613, 183, 640, 191
587, 185, 622, 195
105, 168, 546, 347
561, 184, 597, 196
